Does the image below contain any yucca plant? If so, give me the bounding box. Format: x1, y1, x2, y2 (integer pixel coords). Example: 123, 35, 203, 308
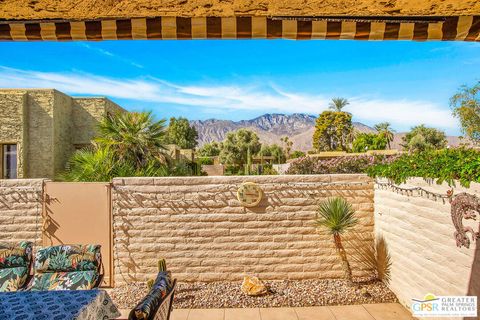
315, 197, 358, 284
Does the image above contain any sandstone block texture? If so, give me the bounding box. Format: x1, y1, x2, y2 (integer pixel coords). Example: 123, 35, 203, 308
0, 89, 126, 179
112, 174, 374, 285
0, 179, 45, 246
375, 178, 480, 319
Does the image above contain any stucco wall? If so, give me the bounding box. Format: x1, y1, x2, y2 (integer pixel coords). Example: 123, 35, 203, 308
375, 178, 480, 318
0, 179, 45, 246
0, 92, 27, 178
111, 174, 374, 285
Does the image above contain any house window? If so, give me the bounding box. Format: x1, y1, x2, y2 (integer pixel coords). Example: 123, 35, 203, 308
2, 144, 17, 179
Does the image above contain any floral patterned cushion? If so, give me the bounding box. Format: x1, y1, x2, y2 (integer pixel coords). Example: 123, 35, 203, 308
34, 244, 101, 273
130, 272, 172, 320
29, 270, 100, 291
30, 244, 102, 291
0, 241, 33, 269
0, 267, 29, 292
0, 242, 33, 292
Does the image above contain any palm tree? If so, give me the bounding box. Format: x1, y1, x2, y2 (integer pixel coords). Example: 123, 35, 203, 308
315, 197, 358, 284
329, 98, 350, 112
95, 111, 168, 167
374, 122, 395, 149
59, 147, 169, 182
281, 136, 293, 158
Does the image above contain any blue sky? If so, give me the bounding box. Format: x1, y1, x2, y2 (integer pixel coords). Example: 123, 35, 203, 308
0, 40, 479, 135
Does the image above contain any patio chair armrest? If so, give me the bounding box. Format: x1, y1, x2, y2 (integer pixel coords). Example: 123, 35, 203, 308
94, 261, 105, 288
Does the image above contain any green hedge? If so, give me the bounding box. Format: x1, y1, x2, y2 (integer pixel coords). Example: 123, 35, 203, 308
367, 148, 480, 187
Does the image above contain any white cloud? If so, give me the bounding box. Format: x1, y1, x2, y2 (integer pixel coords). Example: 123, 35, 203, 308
77, 43, 144, 69
0, 66, 457, 130
346, 98, 457, 129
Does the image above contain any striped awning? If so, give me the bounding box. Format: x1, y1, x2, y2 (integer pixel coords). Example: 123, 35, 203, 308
1, 16, 479, 41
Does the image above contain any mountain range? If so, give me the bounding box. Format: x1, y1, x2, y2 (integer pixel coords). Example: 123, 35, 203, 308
190, 113, 463, 152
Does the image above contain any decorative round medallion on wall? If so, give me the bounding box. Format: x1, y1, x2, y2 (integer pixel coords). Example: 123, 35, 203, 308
237, 182, 263, 207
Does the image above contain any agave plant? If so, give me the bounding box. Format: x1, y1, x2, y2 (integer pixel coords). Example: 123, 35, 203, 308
315, 197, 358, 284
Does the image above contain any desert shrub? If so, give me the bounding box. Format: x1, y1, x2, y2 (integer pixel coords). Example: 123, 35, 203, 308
367, 148, 480, 187
351, 133, 387, 152
401, 125, 447, 151
286, 155, 396, 175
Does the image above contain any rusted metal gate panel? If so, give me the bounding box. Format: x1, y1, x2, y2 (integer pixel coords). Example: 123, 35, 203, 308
43, 182, 113, 287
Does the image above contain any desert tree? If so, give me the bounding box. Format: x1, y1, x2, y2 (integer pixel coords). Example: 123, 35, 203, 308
450, 81, 480, 144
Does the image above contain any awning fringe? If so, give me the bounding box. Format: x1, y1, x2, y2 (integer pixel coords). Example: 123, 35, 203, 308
0, 16, 479, 41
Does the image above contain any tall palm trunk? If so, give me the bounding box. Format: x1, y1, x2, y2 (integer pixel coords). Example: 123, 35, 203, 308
334, 233, 353, 285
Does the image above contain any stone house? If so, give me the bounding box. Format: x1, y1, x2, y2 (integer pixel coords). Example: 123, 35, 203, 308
0, 89, 125, 179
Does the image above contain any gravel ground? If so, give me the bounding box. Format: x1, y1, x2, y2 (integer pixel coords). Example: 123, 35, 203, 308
110, 279, 397, 309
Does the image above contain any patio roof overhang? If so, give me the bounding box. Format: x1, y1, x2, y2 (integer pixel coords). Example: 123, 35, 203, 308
0, 0, 479, 41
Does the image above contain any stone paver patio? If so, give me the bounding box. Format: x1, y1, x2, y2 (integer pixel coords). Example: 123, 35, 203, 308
169, 303, 414, 320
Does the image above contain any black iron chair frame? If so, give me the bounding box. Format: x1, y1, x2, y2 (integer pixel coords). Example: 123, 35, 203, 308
128, 279, 177, 320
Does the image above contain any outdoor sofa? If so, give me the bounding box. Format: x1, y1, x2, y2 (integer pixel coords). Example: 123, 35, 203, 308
0, 241, 33, 292
0, 242, 103, 292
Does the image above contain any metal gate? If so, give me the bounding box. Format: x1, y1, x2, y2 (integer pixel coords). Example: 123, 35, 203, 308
43, 182, 113, 287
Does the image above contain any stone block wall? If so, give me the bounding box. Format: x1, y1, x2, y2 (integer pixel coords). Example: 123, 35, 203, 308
375, 178, 480, 316
0, 92, 27, 178
0, 179, 45, 246
72, 97, 125, 146
111, 174, 374, 285
24, 89, 57, 178
0, 89, 126, 179
53, 90, 74, 176
0, 89, 61, 178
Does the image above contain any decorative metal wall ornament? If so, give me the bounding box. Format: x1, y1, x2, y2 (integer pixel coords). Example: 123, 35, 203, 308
450, 192, 480, 248
375, 180, 453, 203
237, 182, 263, 207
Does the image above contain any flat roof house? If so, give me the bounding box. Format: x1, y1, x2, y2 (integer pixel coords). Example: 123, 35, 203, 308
0, 89, 125, 179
